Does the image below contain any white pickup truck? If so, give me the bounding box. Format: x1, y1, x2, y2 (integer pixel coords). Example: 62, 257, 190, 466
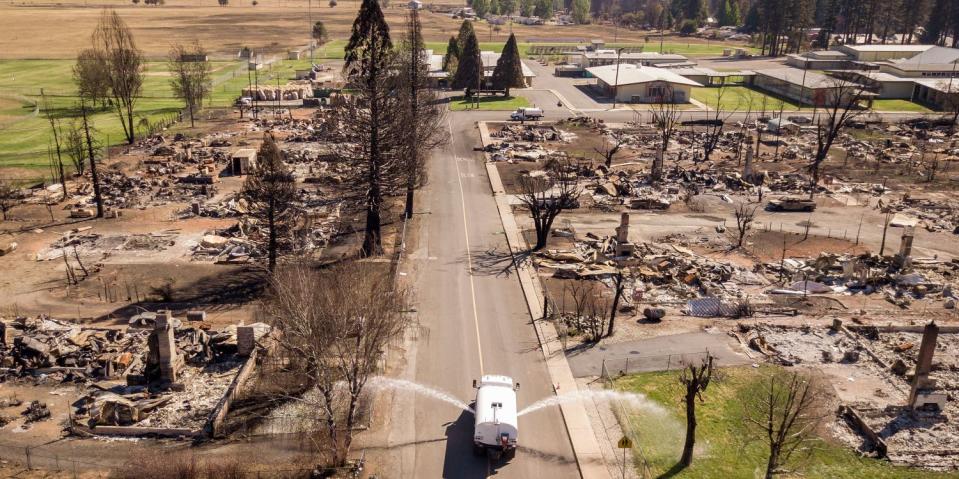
510, 107, 544, 121
473, 375, 520, 460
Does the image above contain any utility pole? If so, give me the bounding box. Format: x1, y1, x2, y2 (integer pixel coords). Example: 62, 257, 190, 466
612, 48, 623, 110
308, 0, 314, 64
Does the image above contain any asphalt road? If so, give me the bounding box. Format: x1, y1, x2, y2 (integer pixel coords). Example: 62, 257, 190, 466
388, 111, 579, 478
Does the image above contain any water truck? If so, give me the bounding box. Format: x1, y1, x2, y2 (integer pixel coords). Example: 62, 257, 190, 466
472, 375, 520, 459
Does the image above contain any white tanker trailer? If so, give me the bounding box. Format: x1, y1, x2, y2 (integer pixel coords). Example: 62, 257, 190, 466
472, 375, 520, 460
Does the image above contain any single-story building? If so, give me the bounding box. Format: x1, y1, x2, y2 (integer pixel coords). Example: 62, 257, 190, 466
785, 50, 859, 70
662, 67, 753, 87
838, 44, 933, 62
911, 78, 959, 110
408, 0, 423, 9
586, 64, 702, 103
880, 46, 959, 78
231, 149, 257, 176
827, 71, 918, 99
564, 50, 690, 71
751, 67, 875, 107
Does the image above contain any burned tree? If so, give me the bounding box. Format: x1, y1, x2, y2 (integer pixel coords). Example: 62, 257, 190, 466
649, 86, 681, 180
343, 0, 399, 257
810, 77, 866, 197
168, 41, 212, 128
265, 261, 410, 466
734, 203, 758, 247
241, 133, 298, 271
700, 85, 737, 164
679, 354, 713, 468
742, 370, 827, 479
41, 94, 68, 201
79, 102, 104, 218
64, 121, 87, 177
0, 179, 18, 221
398, 8, 446, 220
594, 133, 624, 169
563, 280, 609, 343
517, 160, 581, 251
83, 10, 145, 144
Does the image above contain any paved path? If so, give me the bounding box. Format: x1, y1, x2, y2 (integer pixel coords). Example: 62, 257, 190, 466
566, 332, 753, 378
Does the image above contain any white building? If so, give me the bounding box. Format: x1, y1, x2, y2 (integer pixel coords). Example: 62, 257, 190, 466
586, 64, 702, 103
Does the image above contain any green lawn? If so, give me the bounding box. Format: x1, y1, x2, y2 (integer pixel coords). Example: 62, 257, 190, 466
612, 366, 959, 479
691, 86, 806, 112
0, 59, 247, 172
871, 99, 933, 113
448, 95, 528, 111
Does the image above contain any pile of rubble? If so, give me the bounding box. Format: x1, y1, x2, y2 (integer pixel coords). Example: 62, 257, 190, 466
1, 316, 146, 382
535, 214, 766, 307
2, 312, 271, 432
763, 251, 959, 310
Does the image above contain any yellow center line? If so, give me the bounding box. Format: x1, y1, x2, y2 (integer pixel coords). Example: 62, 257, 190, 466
449, 117, 485, 377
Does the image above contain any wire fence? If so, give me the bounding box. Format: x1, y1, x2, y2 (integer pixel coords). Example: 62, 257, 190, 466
0, 439, 115, 476
600, 351, 712, 384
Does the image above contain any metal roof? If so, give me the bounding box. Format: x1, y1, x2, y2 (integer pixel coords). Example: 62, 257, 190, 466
586, 64, 703, 87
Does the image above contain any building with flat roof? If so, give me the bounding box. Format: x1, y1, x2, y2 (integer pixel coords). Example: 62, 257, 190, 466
586, 64, 702, 103
564, 50, 691, 72
838, 44, 933, 62
751, 67, 875, 106
912, 78, 959, 110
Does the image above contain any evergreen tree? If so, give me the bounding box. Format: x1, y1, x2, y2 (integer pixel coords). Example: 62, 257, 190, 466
456, 20, 476, 55
718, 0, 739, 26
742, 1, 760, 32
473, 0, 490, 17
489, 0, 500, 15
520, 0, 534, 16
453, 25, 483, 89
534, 0, 553, 18
922, 0, 951, 45
242, 133, 297, 271
491, 33, 525, 94
500, 0, 516, 15
343, 0, 397, 257
572, 0, 590, 23
442, 36, 459, 73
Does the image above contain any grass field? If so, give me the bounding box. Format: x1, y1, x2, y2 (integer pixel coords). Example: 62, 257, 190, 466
691, 86, 806, 112
0, 59, 250, 172
612, 366, 959, 479
448, 95, 528, 111
871, 99, 933, 113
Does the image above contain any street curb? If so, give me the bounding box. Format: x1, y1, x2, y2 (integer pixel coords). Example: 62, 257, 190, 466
479, 121, 612, 479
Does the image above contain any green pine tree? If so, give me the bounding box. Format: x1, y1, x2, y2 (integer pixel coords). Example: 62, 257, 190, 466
489, 0, 500, 15
473, 0, 489, 17
344, 0, 393, 86
520, 0, 534, 16
456, 20, 476, 55
500, 0, 516, 15
533, 0, 552, 18
571, 0, 590, 23
491, 33, 525, 95
453, 24, 483, 90
442, 36, 459, 73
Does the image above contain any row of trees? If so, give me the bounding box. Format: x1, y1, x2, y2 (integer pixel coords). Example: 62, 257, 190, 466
444, 21, 528, 93
469, 0, 590, 22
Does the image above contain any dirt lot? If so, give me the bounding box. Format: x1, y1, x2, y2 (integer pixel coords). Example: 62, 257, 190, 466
0, 0, 729, 59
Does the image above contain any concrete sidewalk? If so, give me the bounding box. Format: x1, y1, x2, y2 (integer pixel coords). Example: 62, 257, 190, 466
480, 121, 612, 479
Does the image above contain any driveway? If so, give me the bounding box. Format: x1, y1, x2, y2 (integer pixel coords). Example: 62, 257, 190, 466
566, 331, 752, 378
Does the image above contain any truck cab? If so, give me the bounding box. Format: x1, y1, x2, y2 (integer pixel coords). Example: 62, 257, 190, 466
473, 375, 519, 460
510, 107, 544, 121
